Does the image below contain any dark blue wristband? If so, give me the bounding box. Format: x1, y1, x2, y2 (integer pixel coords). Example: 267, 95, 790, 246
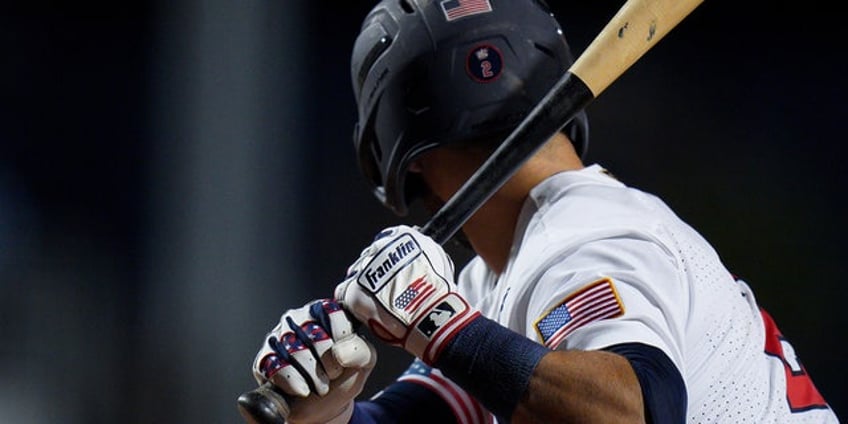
433, 315, 549, 422
349, 402, 380, 424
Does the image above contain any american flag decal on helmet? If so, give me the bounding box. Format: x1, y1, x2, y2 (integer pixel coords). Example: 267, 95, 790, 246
534, 278, 625, 349
440, 0, 493, 22
393, 276, 435, 312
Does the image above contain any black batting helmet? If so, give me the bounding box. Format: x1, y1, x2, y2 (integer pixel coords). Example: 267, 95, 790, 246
351, 0, 589, 216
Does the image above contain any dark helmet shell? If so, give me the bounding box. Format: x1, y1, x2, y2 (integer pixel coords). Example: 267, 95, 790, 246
351, 0, 589, 216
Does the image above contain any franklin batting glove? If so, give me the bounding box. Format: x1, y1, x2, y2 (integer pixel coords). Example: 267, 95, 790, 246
335, 225, 480, 364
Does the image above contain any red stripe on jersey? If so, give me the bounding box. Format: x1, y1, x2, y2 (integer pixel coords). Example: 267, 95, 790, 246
761, 308, 829, 411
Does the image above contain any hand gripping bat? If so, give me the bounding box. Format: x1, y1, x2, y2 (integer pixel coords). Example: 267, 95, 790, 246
238, 0, 704, 421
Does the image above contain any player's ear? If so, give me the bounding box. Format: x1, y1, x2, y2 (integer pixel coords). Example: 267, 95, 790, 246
408, 160, 423, 173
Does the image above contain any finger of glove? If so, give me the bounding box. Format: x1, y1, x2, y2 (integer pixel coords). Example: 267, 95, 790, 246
334, 280, 370, 330
332, 334, 376, 369
316, 299, 358, 340
307, 299, 354, 379
256, 346, 311, 398
287, 342, 377, 424
280, 308, 332, 395
333, 280, 375, 337
252, 320, 294, 385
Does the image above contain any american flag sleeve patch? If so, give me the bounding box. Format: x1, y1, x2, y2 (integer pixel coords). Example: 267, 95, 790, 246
534, 278, 625, 349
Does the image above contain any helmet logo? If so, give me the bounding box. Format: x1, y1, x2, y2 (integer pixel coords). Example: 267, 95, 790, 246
466, 45, 503, 83
440, 0, 493, 22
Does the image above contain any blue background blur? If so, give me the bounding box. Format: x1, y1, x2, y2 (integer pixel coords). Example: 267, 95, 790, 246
1, 1, 845, 422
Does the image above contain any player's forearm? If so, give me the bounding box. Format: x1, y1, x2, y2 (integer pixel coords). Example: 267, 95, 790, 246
512, 349, 644, 423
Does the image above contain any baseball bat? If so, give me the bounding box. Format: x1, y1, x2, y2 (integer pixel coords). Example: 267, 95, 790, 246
238, 0, 704, 421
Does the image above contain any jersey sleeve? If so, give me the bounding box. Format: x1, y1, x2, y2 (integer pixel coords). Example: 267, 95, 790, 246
356, 358, 493, 424
526, 236, 688, 372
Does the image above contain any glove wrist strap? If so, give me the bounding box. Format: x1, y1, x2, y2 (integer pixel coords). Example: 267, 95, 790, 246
404, 293, 480, 364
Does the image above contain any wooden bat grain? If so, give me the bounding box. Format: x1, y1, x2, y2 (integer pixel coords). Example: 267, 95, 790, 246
572, 0, 705, 96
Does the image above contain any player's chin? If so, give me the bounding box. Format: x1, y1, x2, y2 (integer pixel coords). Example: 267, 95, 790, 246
406, 175, 444, 217
413, 190, 473, 251
416, 191, 444, 217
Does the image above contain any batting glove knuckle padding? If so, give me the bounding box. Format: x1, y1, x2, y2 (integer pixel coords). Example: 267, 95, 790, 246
251, 298, 376, 424
335, 225, 479, 364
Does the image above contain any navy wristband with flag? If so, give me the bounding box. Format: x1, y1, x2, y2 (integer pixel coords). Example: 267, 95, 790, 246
433, 315, 549, 422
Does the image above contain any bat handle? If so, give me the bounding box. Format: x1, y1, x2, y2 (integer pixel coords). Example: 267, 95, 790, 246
237, 382, 290, 424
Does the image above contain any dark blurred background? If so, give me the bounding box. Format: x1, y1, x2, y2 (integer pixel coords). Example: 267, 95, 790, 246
0, 1, 844, 422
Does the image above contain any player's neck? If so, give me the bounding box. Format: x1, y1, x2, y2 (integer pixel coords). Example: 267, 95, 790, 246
463, 196, 523, 274
465, 138, 584, 275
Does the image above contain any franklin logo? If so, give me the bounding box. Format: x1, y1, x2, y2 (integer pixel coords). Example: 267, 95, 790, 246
358, 234, 422, 292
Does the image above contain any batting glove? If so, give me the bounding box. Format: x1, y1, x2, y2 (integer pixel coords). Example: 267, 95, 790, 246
252, 298, 376, 424
335, 225, 480, 365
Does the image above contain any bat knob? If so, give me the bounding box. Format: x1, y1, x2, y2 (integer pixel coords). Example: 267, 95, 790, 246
237, 384, 290, 424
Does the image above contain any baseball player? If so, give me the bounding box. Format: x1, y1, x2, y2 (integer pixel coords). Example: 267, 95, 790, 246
249, 0, 840, 423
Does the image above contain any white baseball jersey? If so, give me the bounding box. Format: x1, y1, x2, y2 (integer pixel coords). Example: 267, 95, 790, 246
456, 164, 838, 423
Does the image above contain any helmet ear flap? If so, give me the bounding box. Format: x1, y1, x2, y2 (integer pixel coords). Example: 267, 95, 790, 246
354, 116, 383, 193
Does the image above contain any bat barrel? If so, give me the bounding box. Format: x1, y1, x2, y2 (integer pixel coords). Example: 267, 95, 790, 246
571, 0, 705, 95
